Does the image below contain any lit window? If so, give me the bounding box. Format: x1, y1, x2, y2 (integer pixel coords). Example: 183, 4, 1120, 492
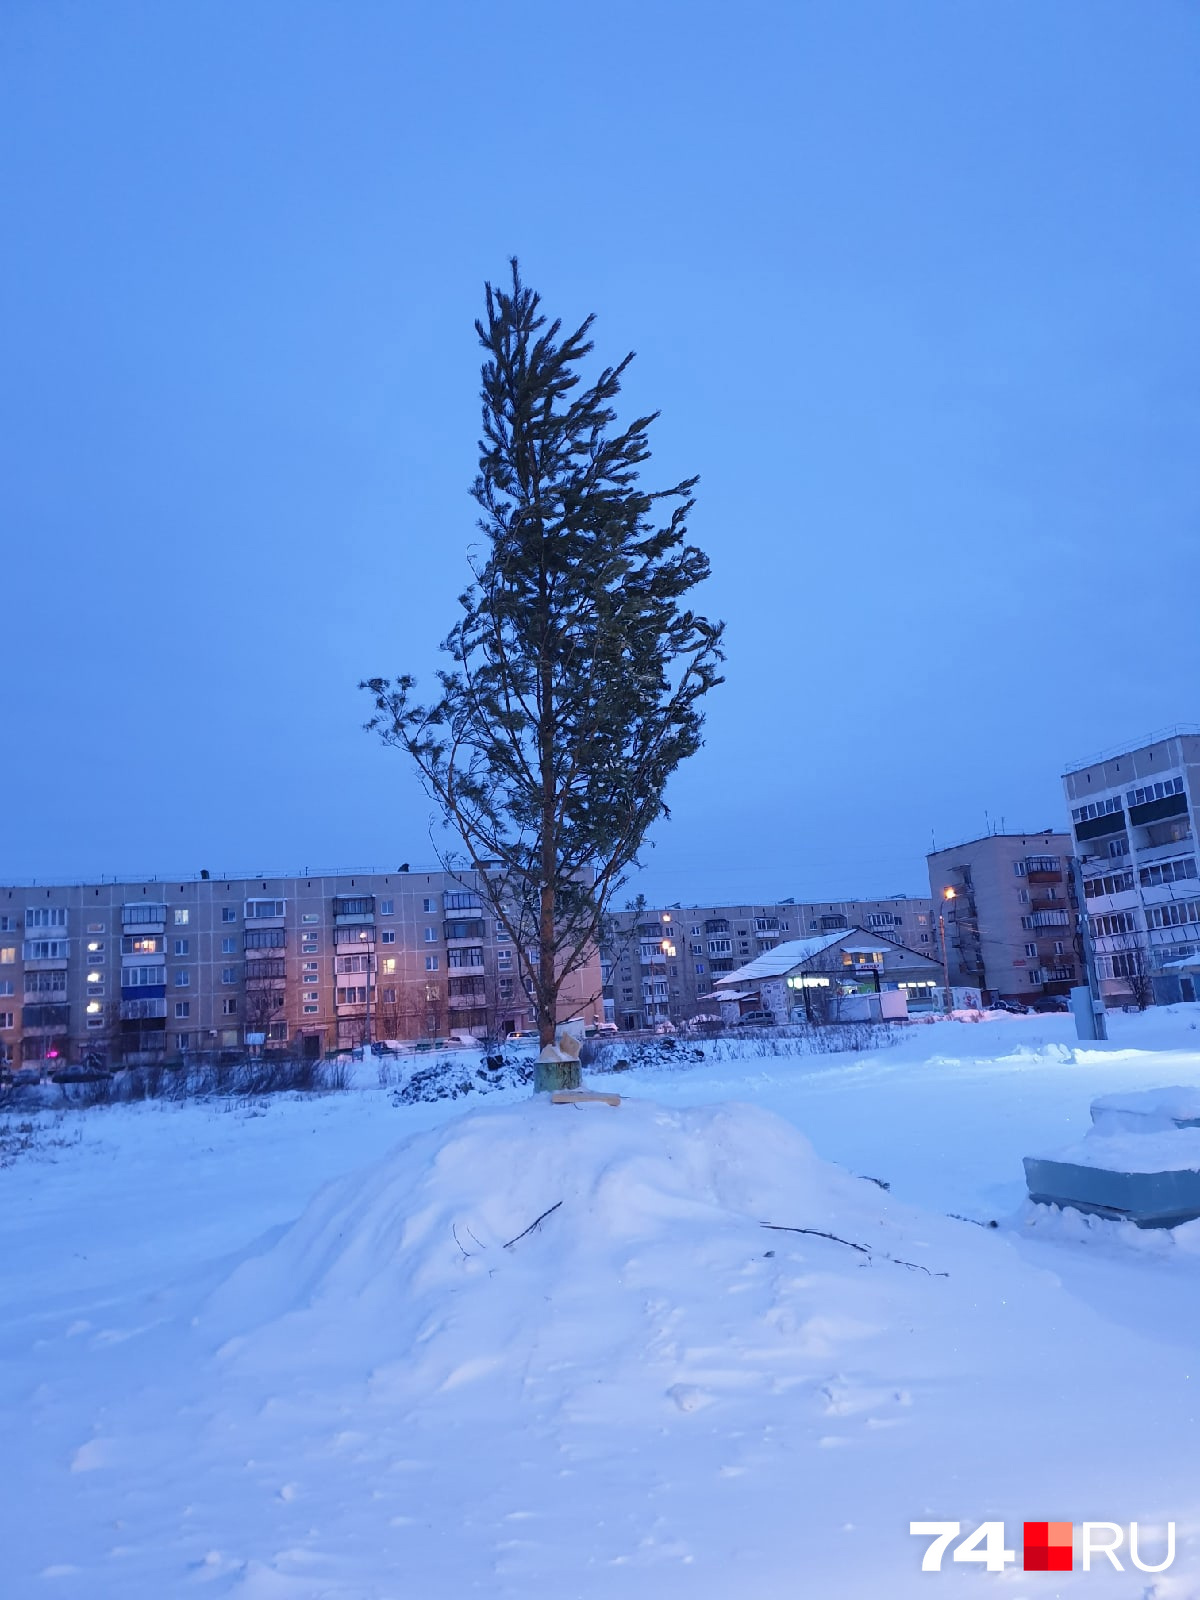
383, 957, 396, 974
0, 949, 14, 965
86, 1001, 102, 1015
87, 941, 104, 955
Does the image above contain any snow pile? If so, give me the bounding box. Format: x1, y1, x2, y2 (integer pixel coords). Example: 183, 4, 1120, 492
1090, 1083, 1200, 1133
203, 1097, 925, 1404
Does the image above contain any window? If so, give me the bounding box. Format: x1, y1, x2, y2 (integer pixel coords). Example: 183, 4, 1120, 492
24, 940, 69, 960
1085, 870, 1136, 898
86, 940, 104, 955
381, 929, 396, 944
1140, 858, 1198, 889
1017, 889, 1029, 904
302, 912, 320, 924
495, 925, 511, 942
1091, 912, 1140, 938
87, 981, 104, 996
0, 1013, 12, 1030
424, 927, 437, 942
174, 1001, 190, 1018
1072, 796, 1124, 823
222, 907, 237, 923
425, 955, 439, 972
302, 962, 319, 977
0, 916, 14, 932
25, 971, 66, 994
1013, 861, 1027, 877
423, 898, 435, 913
123, 965, 166, 988
302, 940, 319, 954
0, 981, 11, 997
245, 899, 285, 919
1054, 941, 1065, 955
690, 925, 700, 935
176, 1033, 191, 1050
695, 962, 705, 975
173, 909, 189, 926
448, 947, 484, 968
498, 977, 514, 1000
336, 954, 370, 974
26, 907, 67, 928
496, 950, 512, 971
173, 970, 191, 988
174, 938, 189, 956
303, 1004, 319, 1014
382, 987, 396, 1003
1147, 900, 1200, 931
222, 998, 238, 1015
302, 990, 320, 1003
334, 896, 374, 917
268, 1023, 287, 1042
444, 892, 482, 912
123, 935, 163, 955
1127, 776, 1186, 808
379, 898, 394, 916
919, 933, 930, 943
1025, 943, 1038, 958
221, 967, 238, 984
244, 928, 285, 949
336, 986, 368, 1005
217, 937, 234, 955
382, 957, 396, 975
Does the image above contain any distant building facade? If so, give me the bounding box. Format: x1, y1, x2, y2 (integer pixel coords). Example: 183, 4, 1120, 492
0, 868, 603, 1067
714, 930, 944, 1021
1062, 730, 1200, 1005
602, 895, 936, 1030
926, 831, 1077, 1002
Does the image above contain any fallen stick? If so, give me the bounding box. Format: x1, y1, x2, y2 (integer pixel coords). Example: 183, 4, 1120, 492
759, 1222, 948, 1278
503, 1200, 563, 1250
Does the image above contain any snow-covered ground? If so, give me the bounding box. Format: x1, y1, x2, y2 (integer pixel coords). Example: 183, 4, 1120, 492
4, 1010, 1200, 1597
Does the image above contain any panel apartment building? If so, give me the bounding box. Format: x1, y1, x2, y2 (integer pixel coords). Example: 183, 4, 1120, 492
926, 830, 1077, 1002
602, 895, 936, 1030
0, 868, 603, 1068
1062, 729, 1200, 1004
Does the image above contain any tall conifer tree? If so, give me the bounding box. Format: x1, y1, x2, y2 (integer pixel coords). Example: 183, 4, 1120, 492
363, 262, 724, 1089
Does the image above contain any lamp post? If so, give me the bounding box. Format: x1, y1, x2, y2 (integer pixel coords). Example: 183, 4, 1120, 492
939, 887, 956, 1013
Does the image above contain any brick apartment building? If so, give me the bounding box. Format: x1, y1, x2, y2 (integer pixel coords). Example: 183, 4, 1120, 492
926, 831, 1078, 1002
0, 867, 603, 1067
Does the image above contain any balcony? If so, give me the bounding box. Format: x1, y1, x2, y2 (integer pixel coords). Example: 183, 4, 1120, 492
1025, 856, 1062, 879
122, 904, 167, 929
245, 957, 286, 981
444, 919, 486, 944
1137, 835, 1196, 865
21, 1003, 69, 1029
333, 895, 375, 924
1021, 911, 1071, 929
334, 924, 375, 948
120, 998, 168, 1021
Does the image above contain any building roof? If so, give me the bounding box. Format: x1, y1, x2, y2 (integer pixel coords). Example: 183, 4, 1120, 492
713, 931, 850, 987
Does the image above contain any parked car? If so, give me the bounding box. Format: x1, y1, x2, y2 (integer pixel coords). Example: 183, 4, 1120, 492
506, 1030, 538, 1044
989, 999, 1031, 1015
586, 1021, 620, 1037
736, 1010, 776, 1027
1029, 995, 1070, 1014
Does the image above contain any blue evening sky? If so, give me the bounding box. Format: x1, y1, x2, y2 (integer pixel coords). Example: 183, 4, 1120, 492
3, 2, 1197, 903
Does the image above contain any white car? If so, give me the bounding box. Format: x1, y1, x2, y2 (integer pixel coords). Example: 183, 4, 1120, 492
587, 1021, 619, 1036
506, 1030, 538, 1044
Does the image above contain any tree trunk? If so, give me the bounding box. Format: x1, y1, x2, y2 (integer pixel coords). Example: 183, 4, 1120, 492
532, 656, 580, 1094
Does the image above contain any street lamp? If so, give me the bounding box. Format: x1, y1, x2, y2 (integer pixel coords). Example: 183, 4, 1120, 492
939, 887, 956, 1013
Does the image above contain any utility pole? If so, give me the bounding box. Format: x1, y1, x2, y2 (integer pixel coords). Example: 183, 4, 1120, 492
938, 888, 956, 1013
1068, 854, 1108, 1041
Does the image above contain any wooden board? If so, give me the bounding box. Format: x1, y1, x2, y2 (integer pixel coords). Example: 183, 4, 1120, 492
551, 1089, 621, 1107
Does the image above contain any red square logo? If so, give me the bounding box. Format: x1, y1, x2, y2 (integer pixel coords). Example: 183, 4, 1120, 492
1024, 1522, 1073, 1571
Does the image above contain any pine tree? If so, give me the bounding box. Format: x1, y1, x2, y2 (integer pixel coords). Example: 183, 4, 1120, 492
363, 261, 724, 1090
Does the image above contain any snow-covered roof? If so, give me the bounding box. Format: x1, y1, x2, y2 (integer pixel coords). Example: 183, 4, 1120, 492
697, 989, 757, 1002
713, 931, 850, 987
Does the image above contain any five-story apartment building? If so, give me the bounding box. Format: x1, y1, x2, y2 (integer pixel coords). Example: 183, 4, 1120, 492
1062, 730, 1200, 1005
0, 868, 603, 1067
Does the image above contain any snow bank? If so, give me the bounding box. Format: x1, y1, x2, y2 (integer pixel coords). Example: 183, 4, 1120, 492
202, 1097, 919, 1400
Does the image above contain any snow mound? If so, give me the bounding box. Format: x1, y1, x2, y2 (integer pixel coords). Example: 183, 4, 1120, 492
202, 1097, 922, 1416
